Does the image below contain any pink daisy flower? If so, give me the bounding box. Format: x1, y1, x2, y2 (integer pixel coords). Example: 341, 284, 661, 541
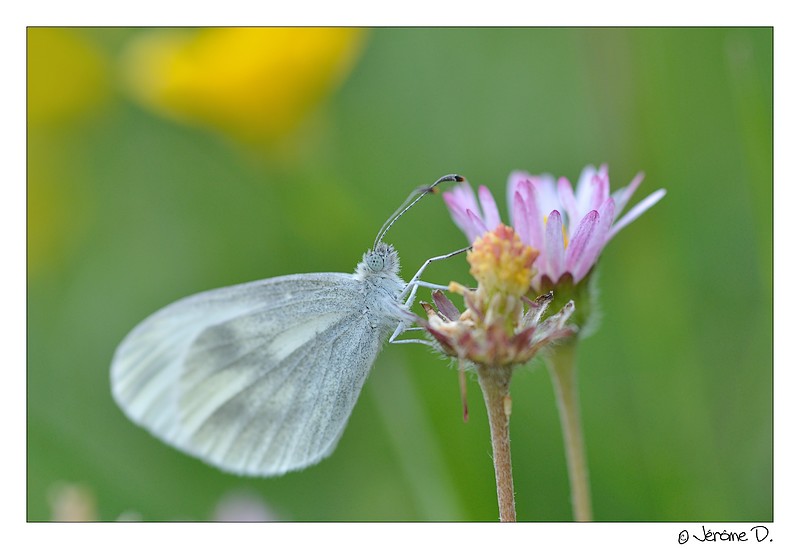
443, 165, 666, 290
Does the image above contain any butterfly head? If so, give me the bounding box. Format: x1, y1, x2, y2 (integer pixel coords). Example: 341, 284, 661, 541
356, 242, 401, 280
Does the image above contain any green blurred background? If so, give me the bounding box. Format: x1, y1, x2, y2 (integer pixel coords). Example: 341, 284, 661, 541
27, 27, 772, 521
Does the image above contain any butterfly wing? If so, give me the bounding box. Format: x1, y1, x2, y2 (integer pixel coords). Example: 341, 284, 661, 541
111, 273, 393, 476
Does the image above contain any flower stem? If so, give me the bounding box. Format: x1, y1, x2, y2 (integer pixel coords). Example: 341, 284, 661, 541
546, 340, 593, 521
476, 364, 516, 522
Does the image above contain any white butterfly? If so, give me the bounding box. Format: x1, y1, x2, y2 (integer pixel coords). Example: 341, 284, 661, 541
110, 175, 464, 476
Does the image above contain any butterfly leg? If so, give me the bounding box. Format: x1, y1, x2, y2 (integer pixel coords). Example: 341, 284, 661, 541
399, 246, 471, 305
389, 246, 470, 345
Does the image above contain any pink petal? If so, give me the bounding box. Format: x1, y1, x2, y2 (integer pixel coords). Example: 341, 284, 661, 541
477, 185, 501, 230
512, 191, 532, 247
544, 210, 566, 280
572, 198, 615, 281
506, 170, 533, 217
588, 174, 606, 213
454, 182, 480, 212
574, 165, 598, 214
443, 182, 490, 242
532, 175, 560, 218
432, 290, 461, 321
611, 171, 645, 220
518, 179, 545, 251
526, 179, 558, 250
465, 209, 489, 242
564, 209, 600, 277
591, 167, 610, 210
443, 192, 477, 239
511, 177, 532, 212
607, 188, 666, 242
557, 176, 579, 233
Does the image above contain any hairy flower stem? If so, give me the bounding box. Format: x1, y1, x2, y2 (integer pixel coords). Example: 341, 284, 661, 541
476, 363, 516, 522
546, 340, 592, 521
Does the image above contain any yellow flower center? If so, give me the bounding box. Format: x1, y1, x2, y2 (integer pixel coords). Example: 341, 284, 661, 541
468, 225, 538, 298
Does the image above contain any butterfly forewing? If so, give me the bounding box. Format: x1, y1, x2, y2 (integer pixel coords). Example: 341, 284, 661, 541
111, 270, 404, 476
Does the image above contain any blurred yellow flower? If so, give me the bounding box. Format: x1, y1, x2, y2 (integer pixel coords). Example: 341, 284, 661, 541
27, 28, 110, 127
121, 28, 366, 143
27, 29, 109, 274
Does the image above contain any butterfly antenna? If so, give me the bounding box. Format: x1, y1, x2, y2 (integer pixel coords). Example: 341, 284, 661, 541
373, 173, 464, 248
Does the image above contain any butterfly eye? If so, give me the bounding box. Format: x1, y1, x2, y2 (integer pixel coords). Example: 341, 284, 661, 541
366, 253, 385, 272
